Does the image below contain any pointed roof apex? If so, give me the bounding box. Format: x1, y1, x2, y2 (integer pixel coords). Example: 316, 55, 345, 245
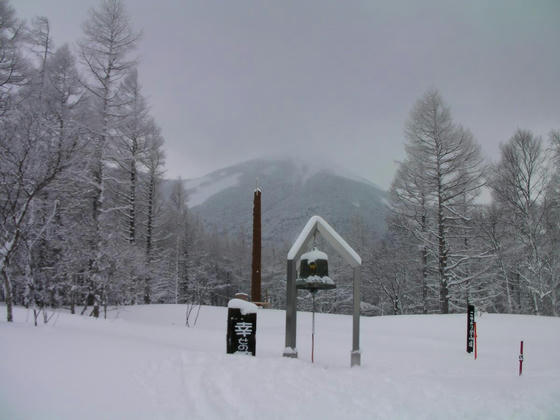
287, 215, 361, 267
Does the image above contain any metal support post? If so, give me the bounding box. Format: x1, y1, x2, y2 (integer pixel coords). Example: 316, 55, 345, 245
283, 258, 298, 358
351, 267, 361, 367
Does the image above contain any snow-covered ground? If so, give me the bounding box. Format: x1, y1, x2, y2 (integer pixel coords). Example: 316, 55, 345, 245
1, 304, 559, 419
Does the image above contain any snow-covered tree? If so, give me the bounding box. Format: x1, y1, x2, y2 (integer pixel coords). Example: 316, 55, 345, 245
78, 0, 140, 316
0, 0, 27, 112
389, 89, 486, 314
140, 128, 165, 303
389, 157, 432, 312
489, 130, 555, 314
0, 74, 80, 321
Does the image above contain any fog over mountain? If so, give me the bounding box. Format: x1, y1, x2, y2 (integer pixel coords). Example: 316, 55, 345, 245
180, 158, 388, 248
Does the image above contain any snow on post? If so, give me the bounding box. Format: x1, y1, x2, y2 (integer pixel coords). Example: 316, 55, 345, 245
228, 298, 258, 315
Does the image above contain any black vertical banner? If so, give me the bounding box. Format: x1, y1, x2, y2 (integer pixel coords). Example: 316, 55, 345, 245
467, 304, 475, 353
227, 308, 257, 356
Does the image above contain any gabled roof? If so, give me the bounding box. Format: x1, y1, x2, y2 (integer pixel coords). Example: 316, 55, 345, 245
287, 215, 361, 267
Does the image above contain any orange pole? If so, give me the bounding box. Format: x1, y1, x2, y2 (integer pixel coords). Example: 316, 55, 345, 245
311, 292, 315, 363
474, 322, 478, 360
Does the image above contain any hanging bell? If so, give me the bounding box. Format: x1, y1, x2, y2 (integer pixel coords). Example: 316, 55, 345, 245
295, 247, 335, 291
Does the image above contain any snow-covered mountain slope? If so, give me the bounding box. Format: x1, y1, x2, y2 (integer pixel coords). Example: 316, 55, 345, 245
182, 158, 388, 246
1, 305, 559, 419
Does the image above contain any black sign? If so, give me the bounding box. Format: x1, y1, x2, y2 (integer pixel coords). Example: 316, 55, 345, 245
227, 308, 256, 356
466, 304, 475, 353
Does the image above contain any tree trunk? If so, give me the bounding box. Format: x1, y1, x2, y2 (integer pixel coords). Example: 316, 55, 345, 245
2, 268, 13, 322
70, 281, 75, 314
532, 292, 539, 315
422, 246, 428, 314
438, 223, 449, 314
143, 281, 151, 304
92, 302, 99, 318
437, 170, 449, 314
128, 151, 136, 244
393, 296, 400, 315
145, 176, 154, 258
551, 288, 558, 317
515, 273, 522, 312
440, 277, 449, 314
495, 248, 513, 313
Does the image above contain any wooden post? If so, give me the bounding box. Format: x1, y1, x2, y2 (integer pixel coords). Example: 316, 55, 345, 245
519, 341, 524, 376
251, 188, 261, 303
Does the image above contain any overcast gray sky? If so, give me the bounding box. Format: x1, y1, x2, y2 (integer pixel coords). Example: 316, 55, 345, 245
15, 0, 560, 189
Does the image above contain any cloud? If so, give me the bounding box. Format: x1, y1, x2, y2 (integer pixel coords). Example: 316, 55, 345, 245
16, 0, 560, 188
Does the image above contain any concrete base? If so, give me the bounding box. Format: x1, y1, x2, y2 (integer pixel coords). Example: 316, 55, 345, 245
283, 348, 298, 358
351, 350, 361, 367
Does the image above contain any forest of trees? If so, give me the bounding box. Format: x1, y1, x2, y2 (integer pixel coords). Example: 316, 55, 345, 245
375, 91, 560, 317
0, 0, 249, 324
1, 0, 559, 322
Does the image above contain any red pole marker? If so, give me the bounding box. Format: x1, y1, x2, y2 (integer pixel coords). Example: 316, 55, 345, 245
519, 341, 524, 376
311, 292, 316, 364
474, 322, 478, 360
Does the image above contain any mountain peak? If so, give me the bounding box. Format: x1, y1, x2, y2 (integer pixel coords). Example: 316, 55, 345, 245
180, 158, 388, 246
184, 157, 381, 206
